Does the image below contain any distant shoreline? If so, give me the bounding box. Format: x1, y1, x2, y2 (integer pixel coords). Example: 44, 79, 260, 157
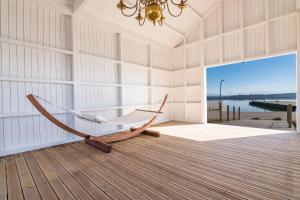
207, 93, 296, 101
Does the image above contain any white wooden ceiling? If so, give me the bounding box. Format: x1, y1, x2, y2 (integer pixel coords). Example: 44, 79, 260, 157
41, 0, 216, 47
80, 0, 217, 47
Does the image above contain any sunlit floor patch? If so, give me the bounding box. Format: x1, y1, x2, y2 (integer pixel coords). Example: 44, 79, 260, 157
150, 121, 293, 142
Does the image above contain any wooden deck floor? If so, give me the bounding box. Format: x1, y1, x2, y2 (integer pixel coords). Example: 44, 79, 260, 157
1, 122, 300, 200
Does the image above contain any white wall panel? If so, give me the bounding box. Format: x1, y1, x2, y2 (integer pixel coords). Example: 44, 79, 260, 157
152, 69, 171, 87
204, 38, 221, 65
204, 7, 219, 38
122, 63, 149, 86
172, 103, 185, 121
79, 21, 118, 59
152, 87, 171, 103
243, 0, 265, 26
187, 68, 202, 86
0, 44, 72, 80
222, 0, 241, 32
244, 25, 266, 58
186, 103, 202, 121
1, 0, 72, 50
223, 32, 242, 62
122, 37, 148, 66
152, 48, 171, 70
122, 87, 150, 106
187, 44, 201, 68
172, 87, 185, 103
0, 0, 74, 156
187, 86, 202, 102
269, 0, 296, 19
172, 48, 184, 70
172, 70, 185, 87
80, 85, 120, 109
79, 54, 119, 84
269, 16, 297, 53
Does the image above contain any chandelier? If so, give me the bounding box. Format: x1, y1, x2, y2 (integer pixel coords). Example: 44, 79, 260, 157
117, 0, 187, 26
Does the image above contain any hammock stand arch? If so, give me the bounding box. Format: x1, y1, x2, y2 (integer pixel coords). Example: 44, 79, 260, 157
26, 94, 168, 153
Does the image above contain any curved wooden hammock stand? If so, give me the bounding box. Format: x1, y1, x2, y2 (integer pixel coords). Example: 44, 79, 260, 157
26, 94, 168, 153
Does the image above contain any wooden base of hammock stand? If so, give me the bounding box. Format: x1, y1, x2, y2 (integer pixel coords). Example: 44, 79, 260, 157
85, 137, 112, 153
130, 128, 160, 137
26, 94, 168, 153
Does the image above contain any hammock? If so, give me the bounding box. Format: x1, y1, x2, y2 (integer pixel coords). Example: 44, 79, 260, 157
32, 95, 163, 125
72, 109, 162, 125
26, 94, 168, 153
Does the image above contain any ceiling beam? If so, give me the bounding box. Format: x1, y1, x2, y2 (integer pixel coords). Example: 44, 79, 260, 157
73, 0, 92, 15
186, 3, 202, 20
123, 0, 184, 37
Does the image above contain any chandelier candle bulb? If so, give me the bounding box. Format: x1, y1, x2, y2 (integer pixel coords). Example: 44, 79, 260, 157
117, 0, 187, 26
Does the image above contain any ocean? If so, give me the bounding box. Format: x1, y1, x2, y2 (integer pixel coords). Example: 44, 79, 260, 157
207, 99, 296, 112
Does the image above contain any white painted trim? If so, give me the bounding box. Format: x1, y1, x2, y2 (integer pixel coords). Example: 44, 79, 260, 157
297, 12, 300, 133
79, 53, 121, 64
0, 110, 68, 118
0, 37, 74, 55
0, 76, 74, 85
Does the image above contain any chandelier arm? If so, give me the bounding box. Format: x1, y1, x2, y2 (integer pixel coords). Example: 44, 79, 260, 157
121, 5, 138, 17
169, 0, 188, 6
123, 0, 139, 9
138, 9, 147, 26
166, 1, 183, 17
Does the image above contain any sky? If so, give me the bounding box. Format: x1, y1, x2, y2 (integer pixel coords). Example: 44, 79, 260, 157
206, 54, 296, 96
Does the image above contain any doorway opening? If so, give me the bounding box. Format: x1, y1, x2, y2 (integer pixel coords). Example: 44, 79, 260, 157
206, 53, 297, 130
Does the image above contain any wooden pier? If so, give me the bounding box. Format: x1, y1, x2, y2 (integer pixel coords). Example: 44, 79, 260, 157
249, 101, 296, 111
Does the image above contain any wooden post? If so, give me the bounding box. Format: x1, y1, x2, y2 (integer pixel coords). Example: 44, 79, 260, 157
227, 105, 229, 121
219, 102, 222, 123
287, 104, 292, 128
233, 106, 236, 120
238, 107, 241, 120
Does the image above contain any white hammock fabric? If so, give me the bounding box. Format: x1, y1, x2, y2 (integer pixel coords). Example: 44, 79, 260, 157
32, 95, 163, 125
72, 109, 161, 125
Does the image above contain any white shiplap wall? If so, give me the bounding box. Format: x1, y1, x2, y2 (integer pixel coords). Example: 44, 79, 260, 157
174, 0, 298, 123
0, 0, 74, 156
0, 0, 172, 156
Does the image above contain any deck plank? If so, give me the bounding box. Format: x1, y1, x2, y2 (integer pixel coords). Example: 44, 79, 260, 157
23, 152, 58, 200
14, 154, 41, 200
45, 148, 111, 200
37, 150, 94, 200
6, 156, 24, 200
53, 145, 130, 200
69, 143, 194, 200
62, 144, 150, 200
31, 151, 75, 200
0, 157, 7, 200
